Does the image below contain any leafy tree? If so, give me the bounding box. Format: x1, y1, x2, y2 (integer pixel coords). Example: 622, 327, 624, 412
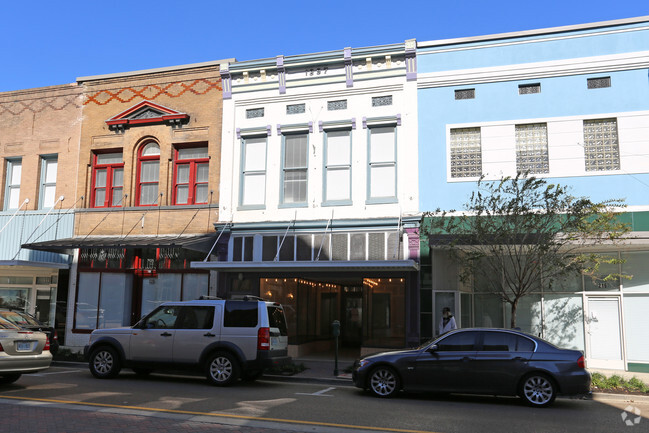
423, 173, 630, 328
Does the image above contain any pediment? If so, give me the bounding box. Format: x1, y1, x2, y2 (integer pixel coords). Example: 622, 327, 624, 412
106, 100, 189, 130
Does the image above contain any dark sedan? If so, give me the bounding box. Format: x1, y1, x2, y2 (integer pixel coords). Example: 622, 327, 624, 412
0, 309, 59, 356
352, 328, 590, 407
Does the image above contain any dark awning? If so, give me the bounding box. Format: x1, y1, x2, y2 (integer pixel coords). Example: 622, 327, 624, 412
22, 234, 223, 256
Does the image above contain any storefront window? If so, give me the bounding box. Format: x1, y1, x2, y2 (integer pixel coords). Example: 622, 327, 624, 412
75, 272, 132, 330
583, 253, 620, 291
474, 293, 504, 328
543, 294, 584, 350
505, 294, 542, 336
621, 251, 649, 292
363, 278, 405, 347
0, 288, 29, 310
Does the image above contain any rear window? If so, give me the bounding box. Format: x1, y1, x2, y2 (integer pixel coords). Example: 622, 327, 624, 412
224, 301, 258, 327
0, 310, 39, 326
0, 317, 20, 330
267, 305, 288, 336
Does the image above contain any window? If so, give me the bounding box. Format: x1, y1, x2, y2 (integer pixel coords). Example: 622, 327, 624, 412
224, 301, 258, 327
324, 129, 351, 203
282, 133, 308, 205
136, 142, 160, 206
91, 152, 124, 208
176, 306, 214, 329
368, 126, 396, 201
372, 95, 392, 107
246, 108, 264, 119
327, 100, 347, 111
39, 156, 58, 209
450, 127, 481, 178
588, 77, 611, 89
515, 123, 549, 174
173, 146, 209, 205
436, 331, 478, 351
455, 89, 475, 100
240, 136, 267, 207
4, 159, 22, 210
519, 83, 541, 94
583, 119, 620, 171
287, 103, 305, 114
142, 305, 180, 329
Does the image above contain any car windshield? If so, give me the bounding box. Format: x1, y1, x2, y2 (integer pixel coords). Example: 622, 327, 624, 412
0, 310, 40, 326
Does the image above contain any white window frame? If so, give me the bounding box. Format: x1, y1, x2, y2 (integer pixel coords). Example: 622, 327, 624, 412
39, 155, 58, 209
4, 158, 22, 210
323, 128, 352, 206
239, 135, 267, 209
367, 125, 397, 204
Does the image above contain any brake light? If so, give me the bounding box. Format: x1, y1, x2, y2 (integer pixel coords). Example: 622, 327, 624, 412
44, 338, 50, 351
257, 327, 270, 351
53, 330, 58, 341
577, 355, 586, 369
0, 342, 3, 352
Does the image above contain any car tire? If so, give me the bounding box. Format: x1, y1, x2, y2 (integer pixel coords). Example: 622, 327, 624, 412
241, 369, 263, 382
519, 373, 557, 407
132, 367, 153, 376
0, 374, 21, 385
89, 346, 121, 379
206, 352, 240, 386
368, 366, 400, 398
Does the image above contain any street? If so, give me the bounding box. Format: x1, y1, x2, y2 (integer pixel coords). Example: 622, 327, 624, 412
0, 364, 647, 433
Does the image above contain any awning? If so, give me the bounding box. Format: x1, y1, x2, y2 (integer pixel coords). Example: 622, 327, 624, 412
22, 234, 223, 256
190, 259, 419, 272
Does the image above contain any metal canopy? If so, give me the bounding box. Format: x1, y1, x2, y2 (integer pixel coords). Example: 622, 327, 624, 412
22, 234, 222, 256
190, 259, 419, 272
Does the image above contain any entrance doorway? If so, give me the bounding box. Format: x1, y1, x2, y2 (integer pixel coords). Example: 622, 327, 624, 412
341, 287, 363, 346
586, 297, 624, 369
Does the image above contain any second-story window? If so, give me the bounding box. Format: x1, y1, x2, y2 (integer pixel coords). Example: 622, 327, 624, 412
92, 152, 124, 208
39, 155, 58, 209
4, 158, 22, 210
282, 133, 308, 205
173, 146, 209, 205
240, 136, 267, 208
368, 126, 397, 202
136, 142, 160, 206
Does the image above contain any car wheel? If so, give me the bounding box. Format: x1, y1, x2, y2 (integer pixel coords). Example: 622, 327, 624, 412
132, 367, 153, 376
242, 369, 263, 382
89, 346, 121, 379
368, 366, 400, 398
0, 374, 21, 385
520, 373, 557, 407
206, 352, 240, 386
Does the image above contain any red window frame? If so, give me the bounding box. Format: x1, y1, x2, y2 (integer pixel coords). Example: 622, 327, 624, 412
91, 152, 124, 208
172, 146, 209, 205
135, 142, 160, 206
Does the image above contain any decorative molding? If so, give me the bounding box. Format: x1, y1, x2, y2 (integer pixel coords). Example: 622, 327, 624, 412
363, 114, 401, 129
277, 56, 286, 94
84, 78, 222, 106
220, 63, 232, 99
405, 38, 417, 81
172, 126, 209, 142
105, 100, 189, 131
0, 94, 81, 117
344, 47, 353, 88
237, 125, 272, 139
278, 122, 313, 135
417, 51, 649, 89
319, 118, 357, 132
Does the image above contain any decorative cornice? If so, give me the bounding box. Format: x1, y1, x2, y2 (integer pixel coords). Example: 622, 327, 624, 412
277, 56, 286, 95
319, 118, 357, 132
417, 51, 649, 89
277, 121, 313, 135
220, 63, 232, 99
236, 125, 272, 139
344, 47, 353, 88
105, 100, 189, 131
363, 114, 401, 129
405, 39, 417, 81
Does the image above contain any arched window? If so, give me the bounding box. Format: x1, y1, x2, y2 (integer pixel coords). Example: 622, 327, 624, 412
136, 141, 160, 206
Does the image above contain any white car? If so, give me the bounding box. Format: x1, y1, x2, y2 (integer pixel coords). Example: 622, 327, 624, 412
0, 317, 52, 385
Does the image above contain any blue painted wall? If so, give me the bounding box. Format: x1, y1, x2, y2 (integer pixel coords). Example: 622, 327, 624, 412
417, 23, 649, 211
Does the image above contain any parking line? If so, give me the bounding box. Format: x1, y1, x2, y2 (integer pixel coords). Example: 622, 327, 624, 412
31, 369, 83, 376
0, 394, 439, 433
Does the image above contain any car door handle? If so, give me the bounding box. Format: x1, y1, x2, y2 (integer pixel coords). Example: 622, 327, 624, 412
203, 332, 216, 337
160, 332, 173, 337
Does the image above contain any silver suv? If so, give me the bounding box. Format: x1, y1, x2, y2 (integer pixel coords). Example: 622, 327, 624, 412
85, 298, 290, 386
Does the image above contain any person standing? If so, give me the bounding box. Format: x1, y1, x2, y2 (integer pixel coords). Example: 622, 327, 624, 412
438, 307, 457, 335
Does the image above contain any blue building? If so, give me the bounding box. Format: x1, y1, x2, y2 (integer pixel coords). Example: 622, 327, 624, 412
417, 16, 649, 372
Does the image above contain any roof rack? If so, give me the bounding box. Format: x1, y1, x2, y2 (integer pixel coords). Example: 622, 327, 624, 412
229, 295, 268, 302
197, 296, 223, 300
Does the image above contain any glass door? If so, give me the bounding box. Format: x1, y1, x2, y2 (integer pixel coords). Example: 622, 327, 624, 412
433, 291, 458, 336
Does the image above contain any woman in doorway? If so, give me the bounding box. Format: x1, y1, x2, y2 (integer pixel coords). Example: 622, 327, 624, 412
438, 307, 457, 335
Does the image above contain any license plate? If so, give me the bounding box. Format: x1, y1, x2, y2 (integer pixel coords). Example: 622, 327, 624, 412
16, 342, 32, 351
271, 337, 279, 347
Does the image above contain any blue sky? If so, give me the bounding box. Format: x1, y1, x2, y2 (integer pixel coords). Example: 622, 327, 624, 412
1, 0, 648, 92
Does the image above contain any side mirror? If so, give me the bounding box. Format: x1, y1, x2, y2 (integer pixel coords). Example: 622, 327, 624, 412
428, 344, 438, 353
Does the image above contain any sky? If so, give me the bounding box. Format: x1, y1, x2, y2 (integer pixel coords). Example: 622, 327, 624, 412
1, 0, 648, 92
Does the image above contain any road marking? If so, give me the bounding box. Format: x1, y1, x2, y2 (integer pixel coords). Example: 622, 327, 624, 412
0, 394, 440, 433
296, 386, 336, 397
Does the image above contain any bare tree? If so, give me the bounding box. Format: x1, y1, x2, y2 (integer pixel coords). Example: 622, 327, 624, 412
423, 173, 630, 328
